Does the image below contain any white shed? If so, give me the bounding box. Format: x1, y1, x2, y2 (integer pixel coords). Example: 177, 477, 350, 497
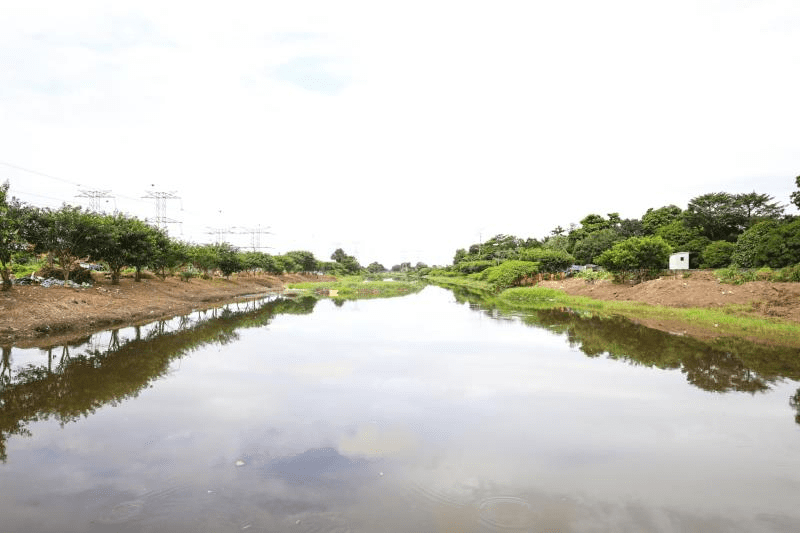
669, 252, 690, 270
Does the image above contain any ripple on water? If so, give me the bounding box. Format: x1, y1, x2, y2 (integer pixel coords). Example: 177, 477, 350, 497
478, 496, 535, 531
288, 511, 352, 533
92, 499, 145, 524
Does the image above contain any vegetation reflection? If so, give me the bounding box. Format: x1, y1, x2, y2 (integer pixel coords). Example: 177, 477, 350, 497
0, 295, 317, 462
450, 286, 800, 424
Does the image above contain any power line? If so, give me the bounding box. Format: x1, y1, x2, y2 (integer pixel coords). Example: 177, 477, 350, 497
0, 160, 82, 187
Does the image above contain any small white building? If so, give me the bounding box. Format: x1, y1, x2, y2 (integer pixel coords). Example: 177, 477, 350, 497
669, 252, 690, 270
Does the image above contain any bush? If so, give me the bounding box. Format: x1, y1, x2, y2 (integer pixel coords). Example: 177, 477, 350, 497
519, 248, 575, 273
455, 260, 495, 274
774, 264, 800, 282
714, 268, 758, 285
701, 240, 735, 268
473, 260, 539, 290
596, 236, 672, 272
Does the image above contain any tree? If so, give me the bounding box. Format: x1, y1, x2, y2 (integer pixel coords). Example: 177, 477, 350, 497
736, 192, 784, 226
730, 220, 778, 268
89, 214, 158, 284
26, 205, 98, 282
366, 261, 386, 273
213, 243, 242, 278
655, 219, 709, 268
791, 175, 800, 211
683, 192, 747, 241
732, 219, 800, 268
330, 248, 361, 274
0, 182, 25, 290
541, 234, 569, 253
596, 236, 673, 271
151, 236, 189, 280
641, 205, 682, 235
571, 229, 621, 264
189, 244, 220, 277
285, 250, 319, 273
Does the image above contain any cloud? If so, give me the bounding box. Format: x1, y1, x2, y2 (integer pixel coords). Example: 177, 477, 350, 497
1, 1, 799, 266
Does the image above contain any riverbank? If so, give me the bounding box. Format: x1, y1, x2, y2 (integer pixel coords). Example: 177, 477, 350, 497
427, 271, 800, 346
0, 272, 334, 347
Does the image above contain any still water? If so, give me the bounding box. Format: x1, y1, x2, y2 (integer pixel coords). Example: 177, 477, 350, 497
2, 286, 800, 532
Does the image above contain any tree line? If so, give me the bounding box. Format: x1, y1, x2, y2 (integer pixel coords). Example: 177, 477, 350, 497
0, 181, 370, 291
448, 177, 800, 280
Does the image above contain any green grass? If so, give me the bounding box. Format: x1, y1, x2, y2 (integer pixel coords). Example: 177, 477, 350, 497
496, 286, 800, 345
424, 275, 494, 293
288, 276, 424, 301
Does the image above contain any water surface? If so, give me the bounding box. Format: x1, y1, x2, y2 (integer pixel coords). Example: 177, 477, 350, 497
1, 287, 799, 532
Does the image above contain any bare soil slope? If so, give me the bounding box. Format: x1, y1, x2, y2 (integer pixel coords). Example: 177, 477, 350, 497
538, 270, 800, 322
0, 273, 333, 347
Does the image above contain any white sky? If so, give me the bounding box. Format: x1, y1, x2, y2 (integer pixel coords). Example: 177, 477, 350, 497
1, 0, 799, 267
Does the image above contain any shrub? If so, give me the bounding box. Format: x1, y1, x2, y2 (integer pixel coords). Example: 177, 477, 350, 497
701, 240, 736, 268
474, 260, 539, 290
519, 248, 575, 273
596, 236, 672, 272
455, 260, 495, 274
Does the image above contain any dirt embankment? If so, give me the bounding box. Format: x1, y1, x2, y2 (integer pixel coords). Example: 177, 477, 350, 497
538, 270, 800, 326
0, 272, 333, 347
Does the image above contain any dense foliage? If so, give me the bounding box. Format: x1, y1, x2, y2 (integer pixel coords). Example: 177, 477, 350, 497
442, 178, 798, 284
0, 182, 381, 289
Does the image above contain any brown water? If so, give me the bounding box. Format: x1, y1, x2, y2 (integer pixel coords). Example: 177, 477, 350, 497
1, 286, 799, 532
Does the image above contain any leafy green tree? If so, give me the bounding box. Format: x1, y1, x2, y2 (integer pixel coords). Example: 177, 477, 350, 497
736, 192, 784, 226
732, 219, 800, 268
189, 244, 220, 277
730, 220, 778, 268
213, 243, 242, 278
641, 205, 682, 235
617, 218, 645, 239
274, 254, 299, 273
25, 205, 99, 282
89, 214, 158, 284
683, 192, 747, 241
330, 248, 361, 274
453, 248, 467, 265
0, 182, 25, 290
596, 236, 672, 271
366, 261, 386, 273
571, 229, 621, 264
700, 240, 736, 268
541, 234, 569, 253
790, 175, 800, 211
151, 237, 189, 280
286, 250, 319, 273
655, 219, 709, 268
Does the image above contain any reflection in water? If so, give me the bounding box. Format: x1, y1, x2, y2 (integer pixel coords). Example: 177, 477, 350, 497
2, 286, 800, 532
451, 285, 800, 424
0, 295, 317, 462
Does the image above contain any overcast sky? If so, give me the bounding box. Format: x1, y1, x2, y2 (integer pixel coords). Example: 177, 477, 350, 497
1, 1, 799, 267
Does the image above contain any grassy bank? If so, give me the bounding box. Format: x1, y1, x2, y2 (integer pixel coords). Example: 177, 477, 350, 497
499, 286, 800, 345
426, 274, 800, 346
287, 276, 424, 301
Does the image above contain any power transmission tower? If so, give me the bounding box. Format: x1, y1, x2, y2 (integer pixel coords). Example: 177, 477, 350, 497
236, 225, 272, 251
142, 190, 181, 229
76, 189, 113, 212
206, 226, 237, 244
